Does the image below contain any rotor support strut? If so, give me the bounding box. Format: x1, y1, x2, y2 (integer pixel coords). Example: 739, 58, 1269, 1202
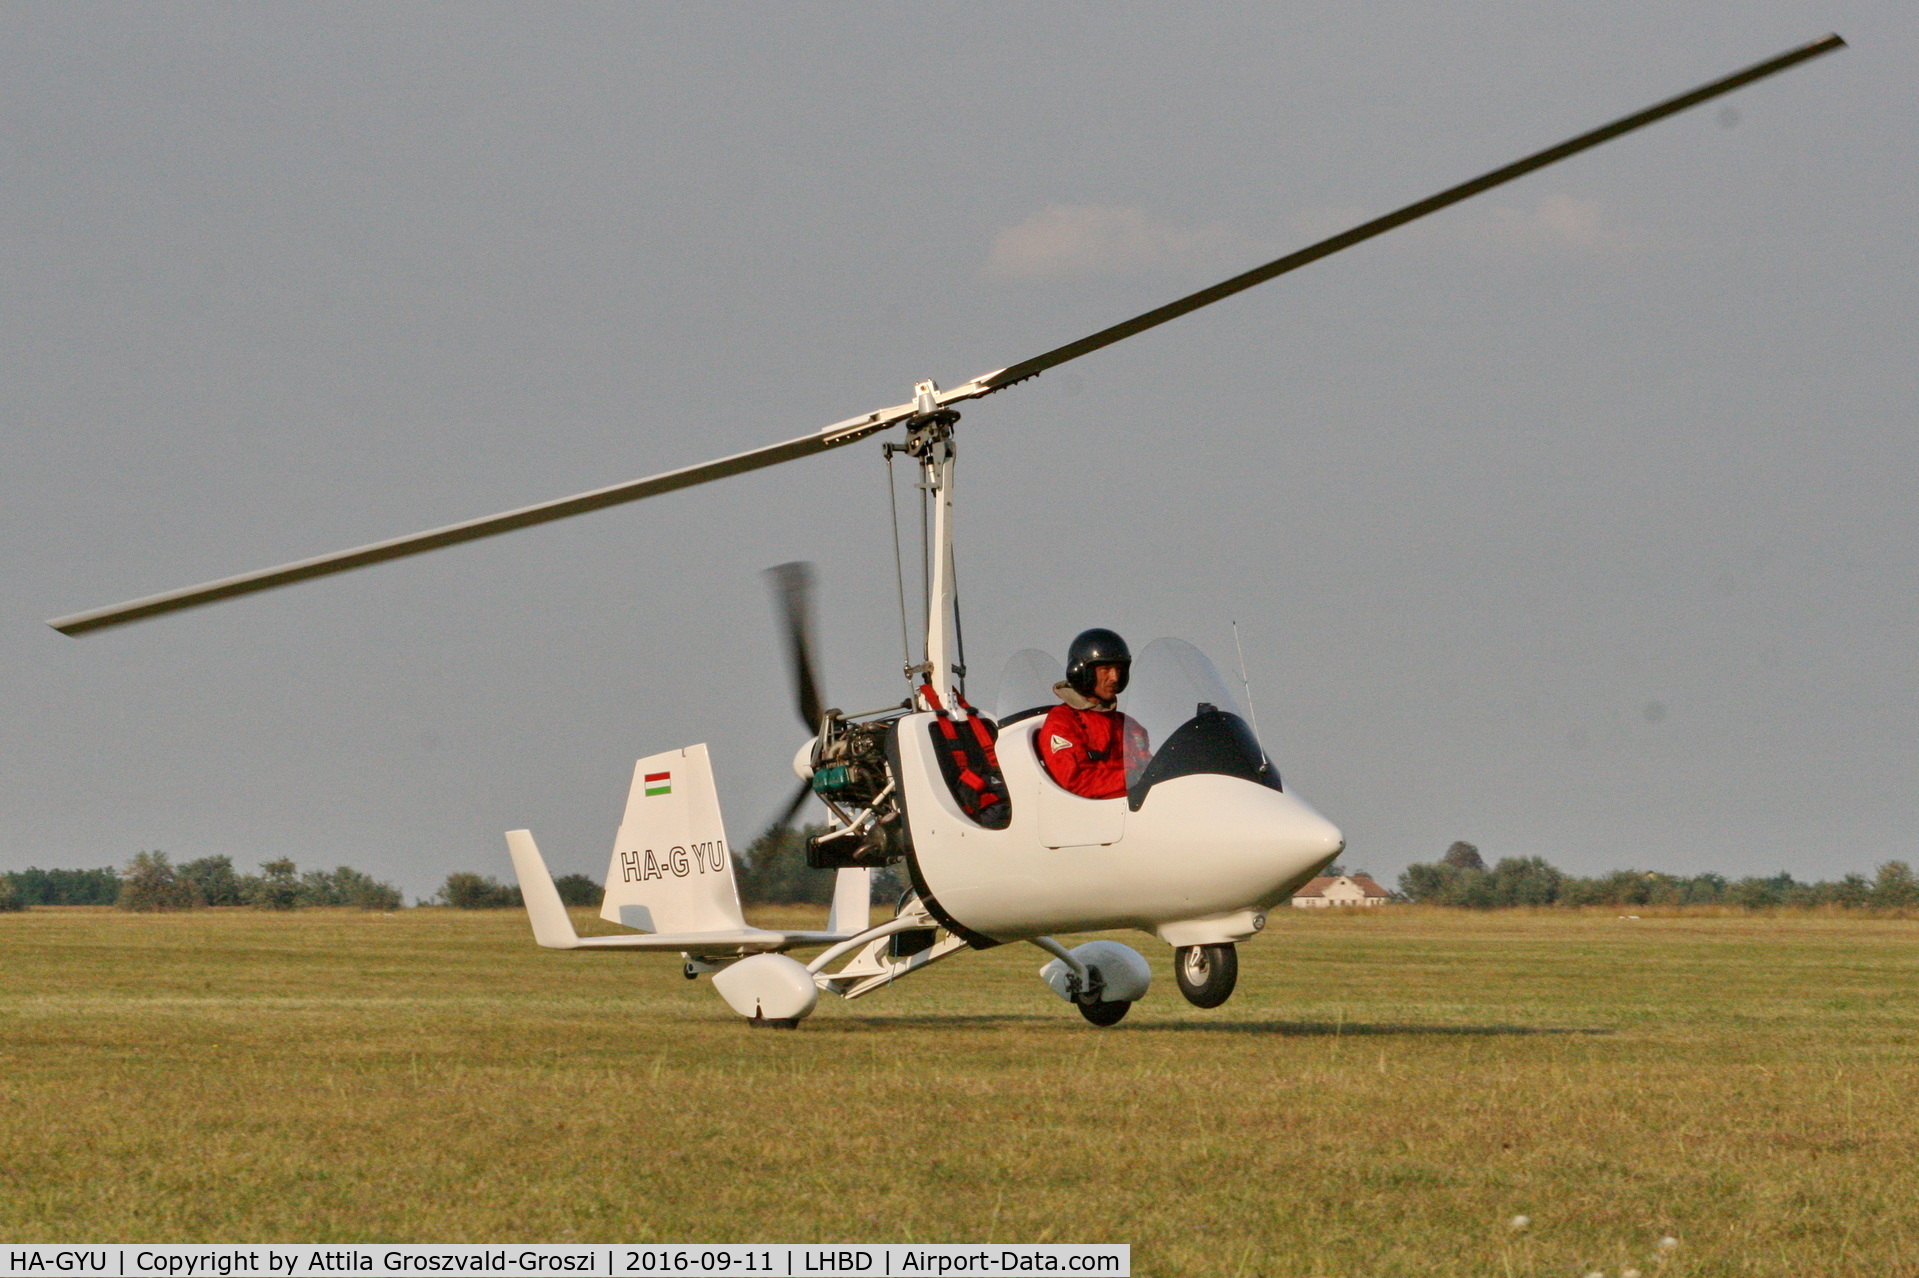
892, 382, 962, 711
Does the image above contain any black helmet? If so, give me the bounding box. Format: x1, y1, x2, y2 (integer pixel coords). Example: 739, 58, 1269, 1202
1065, 628, 1132, 697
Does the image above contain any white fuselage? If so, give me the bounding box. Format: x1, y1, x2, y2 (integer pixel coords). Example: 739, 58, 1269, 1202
897, 713, 1343, 947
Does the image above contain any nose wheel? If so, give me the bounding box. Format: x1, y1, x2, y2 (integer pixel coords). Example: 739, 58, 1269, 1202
1175, 943, 1238, 1008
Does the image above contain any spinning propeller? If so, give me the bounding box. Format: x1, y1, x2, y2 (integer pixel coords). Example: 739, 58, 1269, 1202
764, 561, 825, 833
765, 561, 824, 735
48, 35, 1844, 638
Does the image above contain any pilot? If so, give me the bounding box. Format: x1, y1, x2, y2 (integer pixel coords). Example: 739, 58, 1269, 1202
1040, 628, 1150, 799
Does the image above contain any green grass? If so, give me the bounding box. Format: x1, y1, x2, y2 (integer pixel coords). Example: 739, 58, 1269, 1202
3, 905, 1917, 1276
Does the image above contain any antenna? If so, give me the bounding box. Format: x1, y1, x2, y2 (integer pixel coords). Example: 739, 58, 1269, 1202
1232, 621, 1264, 746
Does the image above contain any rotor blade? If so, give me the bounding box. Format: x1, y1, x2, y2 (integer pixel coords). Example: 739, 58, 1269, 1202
49, 407, 910, 636
764, 561, 824, 731
51, 36, 1842, 638
963, 33, 1845, 396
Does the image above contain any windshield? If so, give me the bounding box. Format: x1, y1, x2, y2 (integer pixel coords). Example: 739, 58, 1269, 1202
1122, 638, 1250, 749
993, 648, 1064, 724
1120, 637, 1278, 806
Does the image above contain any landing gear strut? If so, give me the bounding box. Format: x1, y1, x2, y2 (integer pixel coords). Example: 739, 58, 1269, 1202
1175, 943, 1238, 1008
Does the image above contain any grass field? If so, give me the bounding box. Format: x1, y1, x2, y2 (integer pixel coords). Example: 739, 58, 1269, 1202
2, 904, 1916, 1276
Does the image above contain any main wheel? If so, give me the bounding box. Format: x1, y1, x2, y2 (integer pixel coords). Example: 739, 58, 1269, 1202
1078, 999, 1131, 1027
1175, 943, 1239, 1008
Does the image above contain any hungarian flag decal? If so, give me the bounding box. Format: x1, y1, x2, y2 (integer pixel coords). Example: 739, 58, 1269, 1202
644, 771, 672, 797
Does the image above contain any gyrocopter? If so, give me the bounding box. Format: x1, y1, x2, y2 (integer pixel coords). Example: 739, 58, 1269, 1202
51, 36, 1844, 1026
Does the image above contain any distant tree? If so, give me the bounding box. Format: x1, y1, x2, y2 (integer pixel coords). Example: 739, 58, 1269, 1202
1486, 856, 1563, 907
1730, 875, 1787, 910
247, 858, 303, 910
1642, 873, 1685, 907
1636, 872, 1731, 907
1396, 855, 1910, 912
733, 823, 906, 909
1449, 868, 1495, 908
297, 868, 343, 906
339, 868, 403, 911
736, 823, 837, 906
0, 875, 23, 912
1396, 861, 1450, 904
1821, 873, 1873, 910
176, 855, 247, 906
1681, 872, 1728, 906
871, 862, 909, 908
1776, 875, 1822, 909
552, 874, 603, 907
293, 865, 404, 910
7, 867, 121, 905
1562, 870, 1657, 908
1441, 842, 1486, 873
1396, 858, 1491, 907
117, 851, 201, 912
438, 872, 522, 909
1871, 860, 1918, 910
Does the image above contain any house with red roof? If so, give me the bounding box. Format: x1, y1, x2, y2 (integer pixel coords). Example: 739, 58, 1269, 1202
1292, 873, 1393, 908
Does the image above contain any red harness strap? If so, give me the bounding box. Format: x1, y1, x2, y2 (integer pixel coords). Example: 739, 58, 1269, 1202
949, 688, 1004, 769
920, 684, 1005, 813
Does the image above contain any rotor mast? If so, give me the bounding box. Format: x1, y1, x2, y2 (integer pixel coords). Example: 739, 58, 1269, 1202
900, 380, 960, 711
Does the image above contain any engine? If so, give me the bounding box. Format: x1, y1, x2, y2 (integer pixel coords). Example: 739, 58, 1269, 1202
805, 714, 907, 869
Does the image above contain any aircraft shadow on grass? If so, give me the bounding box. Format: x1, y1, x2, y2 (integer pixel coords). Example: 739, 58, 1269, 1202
1129, 1020, 1614, 1038
837, 1015, 1613, 1037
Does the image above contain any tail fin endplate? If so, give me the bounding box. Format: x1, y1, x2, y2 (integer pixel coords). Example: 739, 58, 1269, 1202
506, 829, 579, 948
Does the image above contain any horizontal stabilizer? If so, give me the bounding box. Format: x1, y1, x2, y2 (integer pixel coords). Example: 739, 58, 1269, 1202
507, 827, 854, 955
566, 927, 851, 953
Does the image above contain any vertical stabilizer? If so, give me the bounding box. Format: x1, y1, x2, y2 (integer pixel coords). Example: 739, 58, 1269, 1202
600, 744, 750, 934
827, 867, 872, 936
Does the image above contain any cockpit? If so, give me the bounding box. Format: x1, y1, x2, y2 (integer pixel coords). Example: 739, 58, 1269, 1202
993, 637, 1280, 810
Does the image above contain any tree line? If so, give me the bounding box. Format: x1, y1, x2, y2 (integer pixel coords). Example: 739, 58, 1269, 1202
1396, 842, 1919, 910
0, 826, 848, 914
0, 852, 409, 912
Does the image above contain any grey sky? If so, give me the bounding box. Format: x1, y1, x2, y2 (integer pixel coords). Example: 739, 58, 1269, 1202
3, 3, 1910, 898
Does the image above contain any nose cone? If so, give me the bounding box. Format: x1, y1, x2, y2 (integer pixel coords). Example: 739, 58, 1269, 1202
1280, 795, 1344, 863
1130, 774, 1345, 903
1305, 812, 1344, 861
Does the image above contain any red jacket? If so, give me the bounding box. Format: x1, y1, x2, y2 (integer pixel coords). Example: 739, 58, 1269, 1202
1039, 703, 1149, 799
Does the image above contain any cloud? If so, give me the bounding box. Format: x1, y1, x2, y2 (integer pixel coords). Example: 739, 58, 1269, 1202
985, 194, 1645, 284
1395, 194, 1649, 255
1478, 194, 1633, 251
984, 204, 1269, 281
1291, 194, 1644, 255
